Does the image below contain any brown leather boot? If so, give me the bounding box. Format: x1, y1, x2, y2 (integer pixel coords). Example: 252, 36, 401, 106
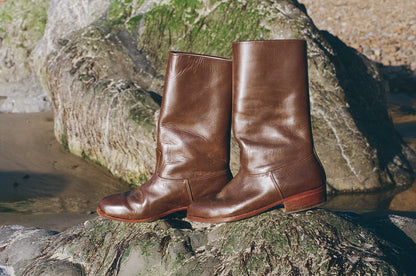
187, 40, 326, 223
97, 52, 232, 222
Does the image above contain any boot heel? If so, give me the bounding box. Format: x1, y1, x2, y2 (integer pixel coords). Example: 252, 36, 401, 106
284, 186, 325, 213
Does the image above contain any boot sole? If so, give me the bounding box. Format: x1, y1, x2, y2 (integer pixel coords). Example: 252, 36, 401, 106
187, 186, 326, 223
96, 206, 188, 223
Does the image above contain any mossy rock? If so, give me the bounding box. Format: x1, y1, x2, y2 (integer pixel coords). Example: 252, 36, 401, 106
37, 0, 415, 191
47, 25, 160, 184
2, 209, 415, 275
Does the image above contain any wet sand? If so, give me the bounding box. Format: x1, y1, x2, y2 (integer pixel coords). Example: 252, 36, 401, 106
0, 112, 128, 231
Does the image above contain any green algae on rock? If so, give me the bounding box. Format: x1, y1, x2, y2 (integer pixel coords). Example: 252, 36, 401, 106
139, 0, 271, 73
106, 0, 146, 30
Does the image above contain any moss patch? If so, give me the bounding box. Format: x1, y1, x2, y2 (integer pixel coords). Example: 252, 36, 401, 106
106, 0, 133, 29
105, 0, 145, 30
128, 88, 159, 130
81, 149, 105, 168
139, 0, 271, 73
60, 133, 70, 152
127, 172, 149, 187
0, 0, 48, 45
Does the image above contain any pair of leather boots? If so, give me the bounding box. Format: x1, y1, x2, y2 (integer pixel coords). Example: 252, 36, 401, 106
97, 40, 326, 223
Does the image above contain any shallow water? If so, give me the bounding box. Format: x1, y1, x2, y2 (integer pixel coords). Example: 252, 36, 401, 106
0, 112, 128, 231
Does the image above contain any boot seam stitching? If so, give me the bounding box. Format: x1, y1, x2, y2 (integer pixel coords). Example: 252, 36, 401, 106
270, 172, 284, 199
187, 170, 230, 180
156, 174, 186, 182
157, 169, 229, 181
184, 179, 194, 202
169, 51, 231, 62
155, 148, 162, 174
160, 123, 209, 142
271, 153, 314, 173
244, 153, 314, 176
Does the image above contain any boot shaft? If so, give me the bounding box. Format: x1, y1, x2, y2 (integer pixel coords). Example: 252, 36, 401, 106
232, 40, 314, 174
186, 41, 326, 223
157, 52, 232, 179
97, 52, 233, 223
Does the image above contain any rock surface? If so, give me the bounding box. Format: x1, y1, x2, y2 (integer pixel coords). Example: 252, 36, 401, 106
0, 209, 415, 275
34, 0, 163, 184
32, 0, 115, 91
0, 0, 51, 112
0, 225, 57, 275
31, 0, 415, 192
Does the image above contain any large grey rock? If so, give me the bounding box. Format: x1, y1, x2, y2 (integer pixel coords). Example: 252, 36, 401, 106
0, 225, 57, 275
45, 25, 161, 182
0, 76, 50, 113
0, 0, 51, 112
1, 210, 415, 275
31, 0, 163, 183
34, 0, 415, 192
33, 0, 113, 91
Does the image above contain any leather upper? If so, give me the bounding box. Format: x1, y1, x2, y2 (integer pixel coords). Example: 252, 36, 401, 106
233, 40, 313, 174
98, 52, 233, 221
158, 52, 232, 179
187, 40, 326, 222
232, 39, 325, 198
98, 174, 189, 221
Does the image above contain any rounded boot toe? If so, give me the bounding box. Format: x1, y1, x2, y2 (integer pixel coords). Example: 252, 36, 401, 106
187, 197, 232, 223
97, 192, 132, 221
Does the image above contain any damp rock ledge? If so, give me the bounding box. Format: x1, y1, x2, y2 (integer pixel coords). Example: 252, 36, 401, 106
0, 209, 415, 275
